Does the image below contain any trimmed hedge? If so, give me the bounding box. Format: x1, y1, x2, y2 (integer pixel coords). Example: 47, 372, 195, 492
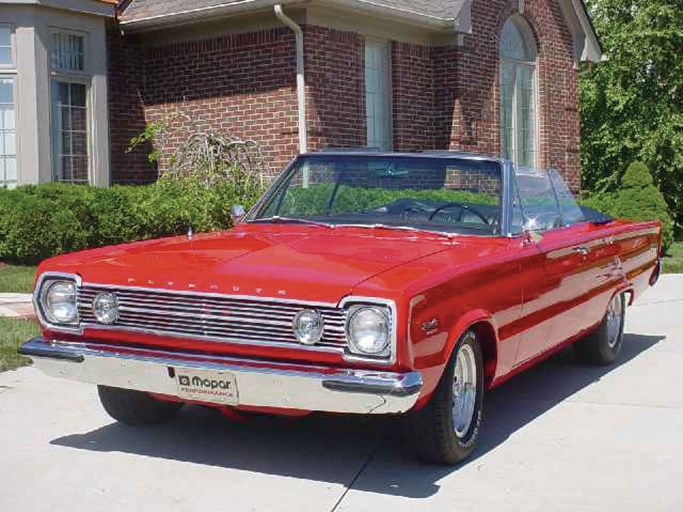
582, 162, 674, 254
0, 180, 263, 265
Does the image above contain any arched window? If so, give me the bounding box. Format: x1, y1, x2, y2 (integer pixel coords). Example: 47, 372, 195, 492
500, 17, 538, 168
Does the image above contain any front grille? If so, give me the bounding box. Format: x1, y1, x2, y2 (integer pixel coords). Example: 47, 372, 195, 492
77, 285, 347, 349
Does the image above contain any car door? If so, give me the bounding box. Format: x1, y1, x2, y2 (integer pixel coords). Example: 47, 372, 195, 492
512, 169, 597, 364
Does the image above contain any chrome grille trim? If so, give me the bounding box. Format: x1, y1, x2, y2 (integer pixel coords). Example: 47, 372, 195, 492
77, 284, 348, 351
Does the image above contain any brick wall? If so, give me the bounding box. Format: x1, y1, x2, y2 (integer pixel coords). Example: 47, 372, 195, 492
391, 42, 435, 151
430, 0, 581, 190
107, 31, 152, 184
108, 28, 300, 183
107, 0, 580, 189
304, 26, 366, 151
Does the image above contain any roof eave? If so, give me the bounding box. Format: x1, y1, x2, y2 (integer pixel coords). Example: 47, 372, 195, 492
118, 0, 461, 34
118, 0, 298, 30
573, 0, 603, 63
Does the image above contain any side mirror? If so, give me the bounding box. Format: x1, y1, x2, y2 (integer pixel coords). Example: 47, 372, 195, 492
523, 229, 543, 245
231, 205, 246, 225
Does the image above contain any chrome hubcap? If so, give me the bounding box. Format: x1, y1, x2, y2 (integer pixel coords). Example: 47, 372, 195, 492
606, 294, 624, 349
452, 341, 477, 437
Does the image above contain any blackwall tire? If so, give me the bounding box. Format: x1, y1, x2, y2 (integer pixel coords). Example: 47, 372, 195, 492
98, 386, 182, 426
574, 293, 626, 366
403, 330, 484, 465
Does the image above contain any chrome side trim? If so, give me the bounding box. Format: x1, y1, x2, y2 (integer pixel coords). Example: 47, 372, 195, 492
20, 337, 422, 415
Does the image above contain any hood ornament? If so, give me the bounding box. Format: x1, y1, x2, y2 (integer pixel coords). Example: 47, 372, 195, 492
187, 226, 193, 240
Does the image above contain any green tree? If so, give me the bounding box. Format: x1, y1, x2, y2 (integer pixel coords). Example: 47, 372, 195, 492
580, 0, 683, 235
613, 162, 674, 252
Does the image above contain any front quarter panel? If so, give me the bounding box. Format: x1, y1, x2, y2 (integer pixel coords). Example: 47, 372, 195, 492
354, 238, 526, 402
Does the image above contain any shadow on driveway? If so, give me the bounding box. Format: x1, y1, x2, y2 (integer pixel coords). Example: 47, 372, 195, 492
51, 333, 663, 498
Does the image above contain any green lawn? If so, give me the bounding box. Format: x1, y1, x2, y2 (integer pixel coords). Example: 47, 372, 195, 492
662, 242, 683, 274
0, 265, 37, 294
0, 318, 39, 371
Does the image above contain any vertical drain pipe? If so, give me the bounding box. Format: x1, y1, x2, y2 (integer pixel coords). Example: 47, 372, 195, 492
275, 4, 308, 155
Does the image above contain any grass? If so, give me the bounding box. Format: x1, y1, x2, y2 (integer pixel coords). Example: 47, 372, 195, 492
0, 264, 38, 294
0, 318, 40, 371
662, 242, 683, 274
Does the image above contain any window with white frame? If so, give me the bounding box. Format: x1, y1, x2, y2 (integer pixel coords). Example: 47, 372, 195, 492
0, 26, 14, 67
0, 76, 17, 188
0, 25, 17, 188
500, 17, 538, 168
365, 40, 392, 151
51, 30, 89, 183
51, 31, 85, 71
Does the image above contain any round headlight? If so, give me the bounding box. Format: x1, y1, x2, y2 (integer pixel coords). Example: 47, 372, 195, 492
92, 292, 119, 325
347, 307, 390, 356
293, 309, 324, 345
44, 281, 78, 324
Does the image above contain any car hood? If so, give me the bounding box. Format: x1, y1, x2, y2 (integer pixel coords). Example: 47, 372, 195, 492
43, 225, 454, 303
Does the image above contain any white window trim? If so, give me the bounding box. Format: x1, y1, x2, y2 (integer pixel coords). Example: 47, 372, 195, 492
365, 38, 393, 151
0, 74, 18, 188
0, 24, 17, 70
50, 28, 90, 76
500, 18, 540, 169
50, 28, 94, 184
50, 77, 93, 184
500, 61, 539, 168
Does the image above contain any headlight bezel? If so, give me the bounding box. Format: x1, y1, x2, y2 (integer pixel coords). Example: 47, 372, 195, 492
34, 272, 82, 332
342, 298, 396, 364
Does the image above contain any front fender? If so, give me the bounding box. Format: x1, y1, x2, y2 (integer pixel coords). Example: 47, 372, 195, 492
413, 308, 499, 410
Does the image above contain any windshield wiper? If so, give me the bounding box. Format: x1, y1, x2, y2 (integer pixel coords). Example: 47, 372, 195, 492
337, 223, 456, 239
248, 216, 335, 229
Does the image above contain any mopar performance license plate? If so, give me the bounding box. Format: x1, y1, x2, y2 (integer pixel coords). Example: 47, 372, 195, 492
174, 368, 238, 405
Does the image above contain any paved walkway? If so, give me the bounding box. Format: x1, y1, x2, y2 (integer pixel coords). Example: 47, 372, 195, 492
0, 276, 681, 511
0, 293, 34, 319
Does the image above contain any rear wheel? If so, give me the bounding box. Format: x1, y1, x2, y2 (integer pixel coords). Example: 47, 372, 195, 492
574, 293, 626, 365
403, 330, 484, 465
98, 386, 182, 426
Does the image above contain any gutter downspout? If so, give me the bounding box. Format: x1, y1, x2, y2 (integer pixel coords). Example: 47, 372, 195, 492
274, 5, 307, 154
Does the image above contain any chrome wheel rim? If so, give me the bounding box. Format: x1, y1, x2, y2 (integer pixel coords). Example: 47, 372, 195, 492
452, 342, 477, 437
606, 294, 624, 349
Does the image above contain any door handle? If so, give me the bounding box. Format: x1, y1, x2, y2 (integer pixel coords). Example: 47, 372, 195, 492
572, 246, 590, 256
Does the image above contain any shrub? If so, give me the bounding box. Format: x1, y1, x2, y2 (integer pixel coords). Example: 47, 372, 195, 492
0, 179, 264, 265
582, 162, 674, 254
612, 162, 674, 253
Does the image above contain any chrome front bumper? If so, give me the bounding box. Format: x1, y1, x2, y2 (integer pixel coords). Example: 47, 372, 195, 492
19, 338, 422, 414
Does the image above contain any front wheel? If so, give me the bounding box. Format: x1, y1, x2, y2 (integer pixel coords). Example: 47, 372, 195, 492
403, 330, 484, 465
574, 292, 626, 365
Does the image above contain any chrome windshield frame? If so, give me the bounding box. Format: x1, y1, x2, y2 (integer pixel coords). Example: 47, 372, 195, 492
246, 152, 511, 237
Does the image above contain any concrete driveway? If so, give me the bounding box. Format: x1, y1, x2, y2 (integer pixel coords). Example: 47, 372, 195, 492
1, 276, 682, 512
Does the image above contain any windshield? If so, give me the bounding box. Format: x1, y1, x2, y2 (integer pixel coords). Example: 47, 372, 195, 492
250, 155, 503, 236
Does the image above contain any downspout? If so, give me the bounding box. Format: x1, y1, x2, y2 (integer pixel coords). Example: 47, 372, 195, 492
274, 4, 307, 154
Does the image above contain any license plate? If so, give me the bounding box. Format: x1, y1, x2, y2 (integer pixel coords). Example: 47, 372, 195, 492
174, 368, 238, 405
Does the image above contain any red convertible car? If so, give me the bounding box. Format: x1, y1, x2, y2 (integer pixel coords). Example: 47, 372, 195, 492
20, 151, 661, 464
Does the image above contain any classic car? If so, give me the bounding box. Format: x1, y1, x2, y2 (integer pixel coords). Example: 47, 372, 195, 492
20, 151, 662, 464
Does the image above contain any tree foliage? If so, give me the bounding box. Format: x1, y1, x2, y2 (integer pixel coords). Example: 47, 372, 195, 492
580, 0, 683, 235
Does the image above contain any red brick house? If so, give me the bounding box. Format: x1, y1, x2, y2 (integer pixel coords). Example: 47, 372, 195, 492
1, 0, 600, 191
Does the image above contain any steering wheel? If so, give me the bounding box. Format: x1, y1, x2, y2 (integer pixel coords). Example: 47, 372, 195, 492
428, 202, 490, 225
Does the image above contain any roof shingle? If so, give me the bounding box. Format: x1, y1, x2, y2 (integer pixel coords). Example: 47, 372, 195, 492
120, 0, 460, 23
